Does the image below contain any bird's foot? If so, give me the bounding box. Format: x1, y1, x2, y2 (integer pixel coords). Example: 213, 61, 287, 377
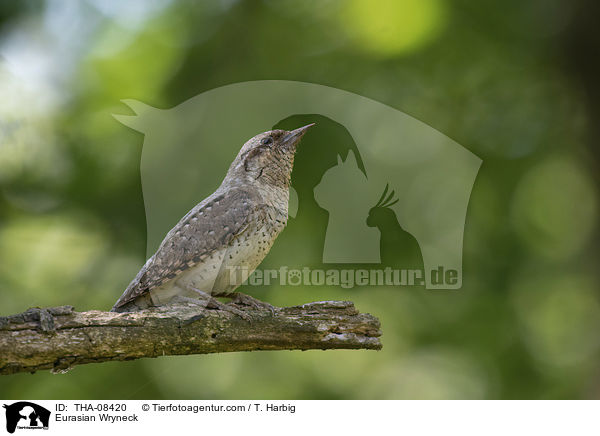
171, 295, 251, 321
207, 298, 252, 321
225, 292, 276, 316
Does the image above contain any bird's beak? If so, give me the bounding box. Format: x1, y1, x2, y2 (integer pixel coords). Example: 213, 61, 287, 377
281, 123, 315, 148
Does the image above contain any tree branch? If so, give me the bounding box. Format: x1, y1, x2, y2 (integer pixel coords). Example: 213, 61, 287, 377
0, 300, 381, 375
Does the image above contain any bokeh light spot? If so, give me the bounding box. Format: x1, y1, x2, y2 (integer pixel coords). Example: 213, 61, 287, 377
339, 0, 447, 57
511, 157, 597, 260
511, 274, 600, 368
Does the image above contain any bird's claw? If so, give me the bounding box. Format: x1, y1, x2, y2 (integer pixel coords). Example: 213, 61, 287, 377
170, 295, 252, 321
227, 292, 276, 316
205, 297, 253, 321
219, 304, 252, 321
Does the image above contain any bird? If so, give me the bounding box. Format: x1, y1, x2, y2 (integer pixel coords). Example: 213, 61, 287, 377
366, 184, 424, 273
111, 124, 315, 316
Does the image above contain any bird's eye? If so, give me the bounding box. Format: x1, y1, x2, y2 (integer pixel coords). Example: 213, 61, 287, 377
261, 137, 273, 146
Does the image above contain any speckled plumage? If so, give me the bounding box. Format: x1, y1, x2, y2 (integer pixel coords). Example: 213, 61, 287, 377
111, 125, 313, 312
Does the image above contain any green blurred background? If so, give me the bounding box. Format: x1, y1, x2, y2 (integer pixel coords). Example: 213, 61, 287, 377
1, 0, 599, 399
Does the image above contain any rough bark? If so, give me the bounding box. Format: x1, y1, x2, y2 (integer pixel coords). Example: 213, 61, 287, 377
0, 300, 381, 375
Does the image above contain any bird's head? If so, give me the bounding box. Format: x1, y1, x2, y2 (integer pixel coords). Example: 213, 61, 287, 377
226, 124, 314, 188
366, 184, 399, 228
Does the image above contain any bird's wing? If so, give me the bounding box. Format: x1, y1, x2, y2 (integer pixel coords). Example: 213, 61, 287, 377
112, 188, 263, 309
